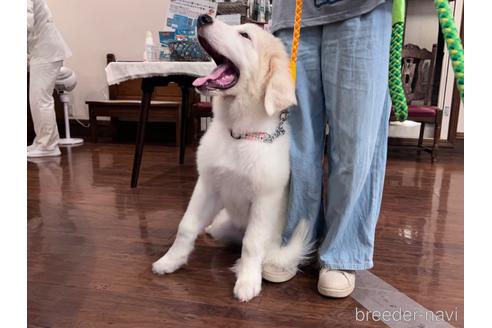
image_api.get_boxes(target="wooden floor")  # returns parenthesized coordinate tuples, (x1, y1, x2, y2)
(27, 144, 463, 327)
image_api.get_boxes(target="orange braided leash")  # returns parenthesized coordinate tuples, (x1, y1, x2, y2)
(290, 0, 303, 82)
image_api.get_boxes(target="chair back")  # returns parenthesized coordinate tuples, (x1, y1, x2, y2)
(401, 44, 437, 105)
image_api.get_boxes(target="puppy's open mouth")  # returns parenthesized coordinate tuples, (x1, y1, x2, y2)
(193, 36, 240, 90)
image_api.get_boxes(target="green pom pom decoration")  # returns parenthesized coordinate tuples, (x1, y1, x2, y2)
(389, 21, 408, 122)
(434, 0, 464, 101)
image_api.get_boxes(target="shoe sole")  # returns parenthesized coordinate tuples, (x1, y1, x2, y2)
(27, 151, 61, 158)
(262, 269, 296, 283)
(317, 284, 355, 298)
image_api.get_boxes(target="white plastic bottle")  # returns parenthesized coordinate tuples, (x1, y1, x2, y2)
(144, 31, 155, 62)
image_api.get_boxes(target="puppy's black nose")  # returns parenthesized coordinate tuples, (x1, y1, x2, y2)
(197, 14, 213, 28)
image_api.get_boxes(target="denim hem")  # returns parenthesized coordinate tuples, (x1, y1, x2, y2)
(319, 259, 374, 271)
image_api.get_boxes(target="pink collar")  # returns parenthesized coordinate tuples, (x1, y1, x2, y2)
(229, 111, 288, 144)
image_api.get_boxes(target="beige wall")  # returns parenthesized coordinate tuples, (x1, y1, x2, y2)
(47, 0, 171, 119)
(404, 0, 439, 50)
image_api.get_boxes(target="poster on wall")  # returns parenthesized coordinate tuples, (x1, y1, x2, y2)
(166, 0, 218, 38)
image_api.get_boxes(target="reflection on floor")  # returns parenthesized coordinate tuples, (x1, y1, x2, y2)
(27, 144, 463, 327)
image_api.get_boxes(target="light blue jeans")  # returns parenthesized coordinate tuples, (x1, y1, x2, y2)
(275, 2, 392, 270)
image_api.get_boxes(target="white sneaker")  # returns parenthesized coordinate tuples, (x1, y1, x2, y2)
(27, 147, 61, 158)
(262, 264, 297, 283)
(317, 269, 355, 298)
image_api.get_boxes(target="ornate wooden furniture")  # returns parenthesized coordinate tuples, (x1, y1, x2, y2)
(391, 43, 443, 162)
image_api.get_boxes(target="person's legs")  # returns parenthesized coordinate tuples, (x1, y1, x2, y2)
(319, 2, 392, 270)
(274, 26, 326, 244)
(29, 60, 62, 152)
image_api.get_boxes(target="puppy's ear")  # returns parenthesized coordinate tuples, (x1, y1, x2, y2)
(264, 52, 297, 116)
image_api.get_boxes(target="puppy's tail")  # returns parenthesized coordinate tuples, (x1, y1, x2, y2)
(264, 219, 315, 270)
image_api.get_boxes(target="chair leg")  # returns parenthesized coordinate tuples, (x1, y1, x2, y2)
(89, 109, 98, 143)
(431, 118, 442, 163)
(193, 115, 200, 147)
(417, 122, 425, 155)
(110, 117, 119, 143)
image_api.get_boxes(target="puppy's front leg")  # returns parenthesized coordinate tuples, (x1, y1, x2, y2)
(153, 177, 221, 275)
(233, 192, 281, 302)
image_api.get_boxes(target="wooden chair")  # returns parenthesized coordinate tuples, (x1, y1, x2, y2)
(391, 44, 443, 162)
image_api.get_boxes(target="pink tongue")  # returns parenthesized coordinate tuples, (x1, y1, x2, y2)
(193, 64, 233, 87)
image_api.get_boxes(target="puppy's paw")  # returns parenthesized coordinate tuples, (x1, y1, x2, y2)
(152, 254, 185, 275)
(233, 278, 262, 302)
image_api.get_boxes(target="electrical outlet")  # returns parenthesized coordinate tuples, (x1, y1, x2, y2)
(444, 105, 451, 116)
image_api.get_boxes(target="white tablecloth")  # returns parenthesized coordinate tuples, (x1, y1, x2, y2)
(105, 61, 216, 85)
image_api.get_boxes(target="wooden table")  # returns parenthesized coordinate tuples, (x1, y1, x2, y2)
(105, 61, 216, 188)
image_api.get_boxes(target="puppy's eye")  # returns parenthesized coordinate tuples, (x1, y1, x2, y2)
(240, 32, 250, 40)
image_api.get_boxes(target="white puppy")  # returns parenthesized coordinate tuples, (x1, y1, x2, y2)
(152, 15, 311, 302)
